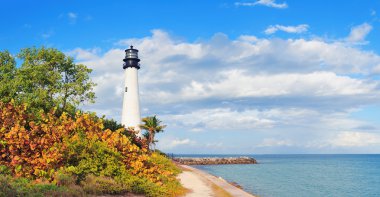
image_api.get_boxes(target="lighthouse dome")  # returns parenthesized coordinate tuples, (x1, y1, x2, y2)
(123, 45, 140, 69)
(126, 47, 138, 59)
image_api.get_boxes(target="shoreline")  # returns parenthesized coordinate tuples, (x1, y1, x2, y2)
(178, 164, 255, 197)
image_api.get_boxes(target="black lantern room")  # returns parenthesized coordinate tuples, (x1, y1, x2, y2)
(123, 46, 140, 69)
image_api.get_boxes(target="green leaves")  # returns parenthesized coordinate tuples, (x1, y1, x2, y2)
(140, 116, 166, 150)
(0, 47, 96, 115)
(0, 51, 17, 103)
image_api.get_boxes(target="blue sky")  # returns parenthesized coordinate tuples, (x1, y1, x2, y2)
(1, 0, 380, 154)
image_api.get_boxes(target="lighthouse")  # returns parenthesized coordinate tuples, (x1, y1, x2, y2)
(121, 46, 142, 134)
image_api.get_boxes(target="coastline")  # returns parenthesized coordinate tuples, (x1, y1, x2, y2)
(178, 164, 255, 197)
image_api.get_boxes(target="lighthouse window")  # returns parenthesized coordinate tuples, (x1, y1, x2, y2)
(125, 87, 128, 92)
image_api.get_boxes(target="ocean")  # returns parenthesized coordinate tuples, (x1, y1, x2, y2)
(175, 154, 380, 197)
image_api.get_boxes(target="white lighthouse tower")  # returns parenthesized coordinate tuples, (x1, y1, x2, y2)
(121, 46, 141, 134)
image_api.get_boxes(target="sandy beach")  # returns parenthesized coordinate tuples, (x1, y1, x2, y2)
(178, 165, 255, 197)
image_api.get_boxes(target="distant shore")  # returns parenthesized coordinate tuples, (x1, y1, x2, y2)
(174, 156, 257, 165)
(178, 164, 255, 197)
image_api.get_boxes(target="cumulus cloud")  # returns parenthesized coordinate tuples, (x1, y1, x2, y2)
(161, 107, 373, 136)
(157, 138, 194, 150)
(176, 71, 378, 102)
(68, 29, 380, 153)
(71, 30, 380, 109)
(67, 48, 101, 61)
(162, 108, 276, 131)
(235, 0, 288, 9)
(264, 24, 309, 34)
(329, 132, 380, 147)
(345, 23, 372, 44)
(373, 64, 380, 74)
(257, 138, 293, 147)
(70, 29, 380, 113)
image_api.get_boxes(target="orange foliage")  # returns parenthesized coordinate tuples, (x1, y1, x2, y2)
(0, 102, 70, 178)
(0, 102, 176, 185)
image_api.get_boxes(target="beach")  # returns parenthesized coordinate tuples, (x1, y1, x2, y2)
(178, 164, 255, 197)
(193, 154, 380, 197)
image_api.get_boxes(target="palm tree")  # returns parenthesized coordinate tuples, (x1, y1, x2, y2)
(140, 115, 166, 150)
(142, 132, 158, 150)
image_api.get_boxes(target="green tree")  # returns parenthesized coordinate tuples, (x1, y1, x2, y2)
(0, 47, 96, 115)
(102, 118, 124, 131)
(0, 51, 17, 103)
(140, 116, 166, 150)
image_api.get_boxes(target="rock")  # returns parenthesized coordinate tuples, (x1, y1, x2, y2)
(230, 181, 244, 189)
(173, 157, 257, 165)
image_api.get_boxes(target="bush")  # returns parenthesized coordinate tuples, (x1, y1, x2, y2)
(0, 102, 184, 196)
(0, 174, 84, 197)
(0, 175, 17, 197)
(0, 165, 10, 175)
(131, 178, 167, 197)
(81, 174, 125, 195)
(63, 136, 126, 183)
(54, 169, 76, 187)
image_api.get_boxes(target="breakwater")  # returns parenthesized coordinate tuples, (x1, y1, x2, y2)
(173, 157, 257, 165)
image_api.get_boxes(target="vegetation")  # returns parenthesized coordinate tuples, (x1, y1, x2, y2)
(0, 102, 184, 196)
(140, 116, 166, 150)
(0, 47, 184, 196)
(0, 47, 95, 115)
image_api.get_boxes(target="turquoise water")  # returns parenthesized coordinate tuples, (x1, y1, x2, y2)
(178, 154, 380, 197)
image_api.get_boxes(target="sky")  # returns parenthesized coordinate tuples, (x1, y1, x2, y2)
(1, 0, 380, 154)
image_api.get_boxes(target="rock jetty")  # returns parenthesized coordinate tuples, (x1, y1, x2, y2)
(173, 157, 257, 165)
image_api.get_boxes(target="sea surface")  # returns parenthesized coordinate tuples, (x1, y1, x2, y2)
(175, 154, 380, 197)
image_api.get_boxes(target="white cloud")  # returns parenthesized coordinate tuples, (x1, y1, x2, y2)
(373, 64, 380, 74)
(205, 142, 224, 148)
(163, 108, 276, 130)
(329, 132, 380, 147)
(70, 31, 380, 116)
(345, 23, 372, 44)
(235, 0, 288, 9)
(71, 48, 124, 74)
(175, 71, 378, 103)
(70, 30, 380, 119)
(68, 12, 77, 19)
(68, 30, 380, 153)
(67, 48, 101, 61)
(264, 24, 309, 34)
(162, 106, 374, 134)
(238, 35, 259, 42)
(257, 138, 293, 147)
(67, 12, 78, 24)
(157, 138, 194, 150)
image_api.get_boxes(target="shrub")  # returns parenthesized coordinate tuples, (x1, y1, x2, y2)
(54, 169, 76, 187)
(130, 178, 167, 197)
(0, 174, 85, 197)
(0, 102, 184, 196)
(0, 165, 10, 175)
(63, 136, 126, 183)
(81, 174, 125, 195)
(0, 175, 17, 197)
